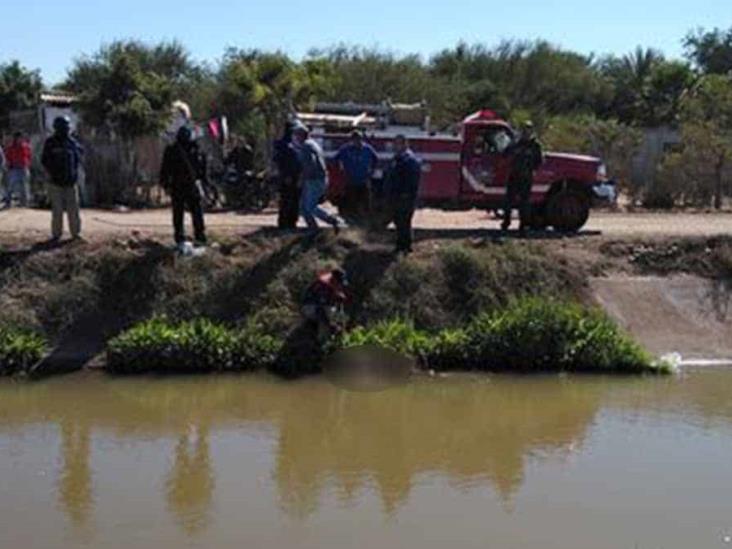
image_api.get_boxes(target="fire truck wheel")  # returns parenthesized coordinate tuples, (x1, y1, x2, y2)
(526, 207, 547, 230)
(546, 190, 590, 233)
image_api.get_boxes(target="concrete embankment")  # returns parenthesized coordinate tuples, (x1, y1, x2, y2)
(591, 275, 732, 362)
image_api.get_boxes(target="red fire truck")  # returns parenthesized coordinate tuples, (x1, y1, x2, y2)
(298, 103, 616, 232)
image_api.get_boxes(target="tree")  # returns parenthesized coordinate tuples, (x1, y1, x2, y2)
(0, 61, 43, 130)
(301, 45, 461, 124)
(643, 60, 696, 125)
(65, 41, 190, 204)
(600, 48, 695, 126)
(429, 40, 610, 124)
(542, 114, 642, 191)
(214, 49, 337, 157)
(684, 27, 732, 75)
(655, 74, 732, 209)
(66, 40, 189, 138)
(677, 74, 732, 209)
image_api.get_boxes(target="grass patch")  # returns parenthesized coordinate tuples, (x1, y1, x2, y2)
(0, 326, 47, 376)
(337, 298, 666, 375)
(106, 298, 664, 376)
(363, 241, 583, 329)
(457, 297, 662, 374)
(107, 317, 281, 375)
(339, 318, 432, 359)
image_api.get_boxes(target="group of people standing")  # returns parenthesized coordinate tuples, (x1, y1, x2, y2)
(4, 115, 540, 251)
(273, 122, 422, 254)
(273, 121, 340, 234)
(0, 117, 84, 242)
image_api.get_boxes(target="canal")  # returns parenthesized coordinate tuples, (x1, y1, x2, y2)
(0, 370, 730, 549)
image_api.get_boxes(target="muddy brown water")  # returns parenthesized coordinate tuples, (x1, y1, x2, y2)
(1, 370, 731, 549)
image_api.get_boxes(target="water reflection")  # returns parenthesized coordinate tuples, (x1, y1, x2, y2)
(57, 419, 93, 529)
(273, 379, 602, 516)
(0, 370, 730, 540)
(165, 423, 214, 535)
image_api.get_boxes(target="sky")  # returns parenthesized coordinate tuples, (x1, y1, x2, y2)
(1, 0, 729, 86)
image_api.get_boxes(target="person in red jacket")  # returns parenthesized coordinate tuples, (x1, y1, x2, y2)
(301, 268, 350, 339)
(3, 132, 32, 207)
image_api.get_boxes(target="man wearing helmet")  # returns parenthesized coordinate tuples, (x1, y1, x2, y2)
(159, 126, 208, 247)
(41, 116, 84, 241)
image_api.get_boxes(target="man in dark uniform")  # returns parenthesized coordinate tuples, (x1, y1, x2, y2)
(160, 126, 208, 246)
(385, 135, 421, 254)
(501, 121, 544, 234)
(273, 122, 302, 229)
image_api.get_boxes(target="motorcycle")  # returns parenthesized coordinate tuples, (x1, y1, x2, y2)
(209, 166, 274, 212)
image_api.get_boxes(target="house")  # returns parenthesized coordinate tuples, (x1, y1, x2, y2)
(631, 126, 682, 191)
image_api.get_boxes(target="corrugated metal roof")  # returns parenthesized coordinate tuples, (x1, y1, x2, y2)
(40, 91, 78, 105)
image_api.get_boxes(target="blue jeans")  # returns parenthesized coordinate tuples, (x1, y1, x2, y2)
(300, 178, 336, 232)
(5, 168, 30, 207)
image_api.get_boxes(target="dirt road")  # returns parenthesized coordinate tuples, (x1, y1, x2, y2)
(0, 207, 731, 242)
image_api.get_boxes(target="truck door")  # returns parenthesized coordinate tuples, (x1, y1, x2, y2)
(461, 126, 513, 199)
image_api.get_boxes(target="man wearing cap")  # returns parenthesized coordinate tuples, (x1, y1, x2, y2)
(41, 116, 84, 241)
(292, 122, 340, 235)
(501, 121, 543, 234)
(160, 126, 208, 247)
(335, 130, 378, 222)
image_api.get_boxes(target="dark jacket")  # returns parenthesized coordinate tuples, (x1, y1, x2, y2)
(303, 271, 349, 308)
(273, 135, 301, 179)
(385, 149, 421, 202)
(506, 137, 543, 182)
(160, 141, 207, 193)
(41, 134, 83, 187)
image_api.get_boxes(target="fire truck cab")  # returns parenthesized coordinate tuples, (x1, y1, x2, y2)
(300, 103, 615, 232)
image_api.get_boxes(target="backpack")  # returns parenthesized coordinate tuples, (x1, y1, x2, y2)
(43, 136, 82, 186)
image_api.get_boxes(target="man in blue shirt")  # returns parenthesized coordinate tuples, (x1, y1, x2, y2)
(335, 130, 378, 222)
(385, 135, 421, 254)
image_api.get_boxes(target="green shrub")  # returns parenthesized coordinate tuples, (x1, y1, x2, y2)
(107, 317, 282, 374)
(234, 321, 284, 372)
(106, 298, 664, 377)
(461, 298, 662, 374)
(339, 319, 431, 359)
(338, 298, 665, 375)
(0, 326, 47, 376)
(423, 328, 472, 371)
